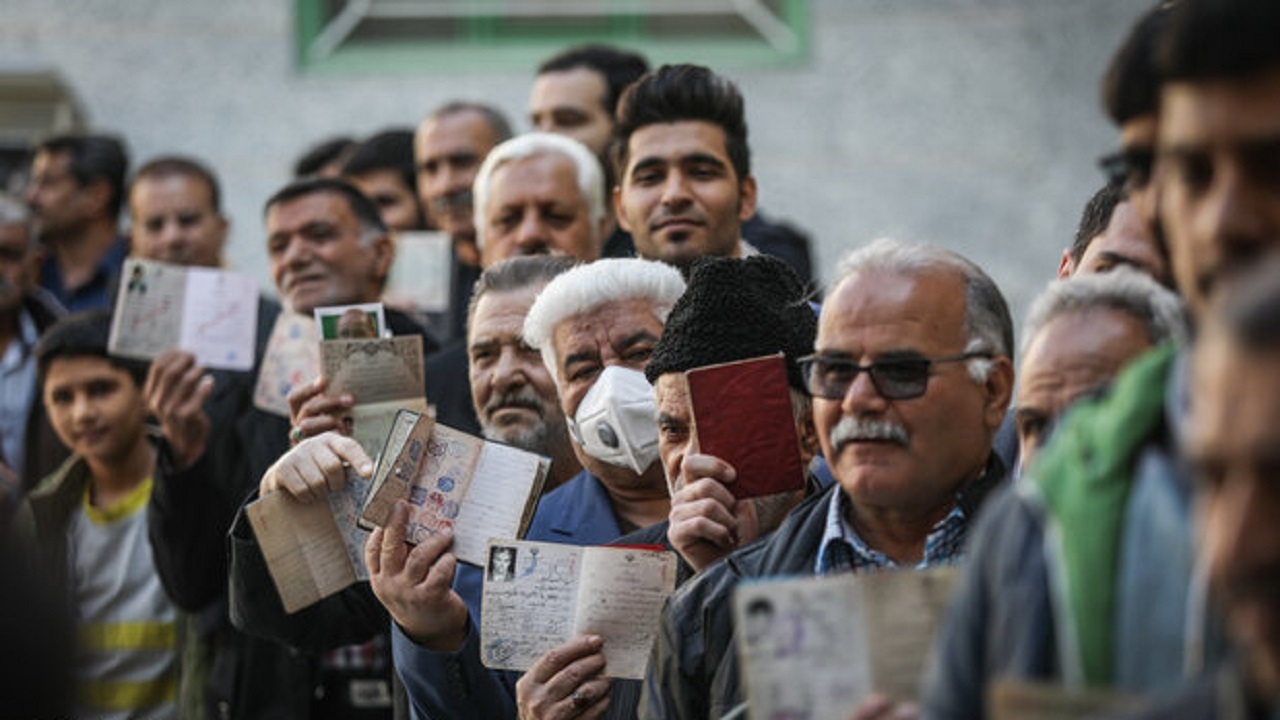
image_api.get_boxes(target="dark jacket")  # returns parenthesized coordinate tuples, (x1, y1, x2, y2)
(640, 457, 1005, 720)
(19, 287, 69, 490)
(148, 306, 432, 719)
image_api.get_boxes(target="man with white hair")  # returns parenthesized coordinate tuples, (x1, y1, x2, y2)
(366, 257, 685, 719)
(473, 132, 610, 267)
(640, 238, 1016, 720)
(1015, 269, 1185, 470)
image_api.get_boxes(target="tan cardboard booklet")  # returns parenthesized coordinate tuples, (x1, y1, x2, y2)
(358, 410, 550, 567)
(247, 410, 549, 613)
(733, 566, 959, 720)
(480, 539, 677, 680)
(987, 680, 1143, 720)
(109, 257, 259, 371)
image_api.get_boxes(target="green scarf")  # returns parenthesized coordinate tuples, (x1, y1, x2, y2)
(1030, 343, 1178, 685)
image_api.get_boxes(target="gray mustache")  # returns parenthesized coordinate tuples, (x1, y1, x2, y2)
(430, 189, 473, 212)
(485, 386, 546, 418)
(830, 416, 909, 449)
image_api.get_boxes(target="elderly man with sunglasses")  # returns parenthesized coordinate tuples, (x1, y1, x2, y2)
(640, 237, 1015, 720)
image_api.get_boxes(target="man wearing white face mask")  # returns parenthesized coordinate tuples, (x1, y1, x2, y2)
(367, 257, 685, 720)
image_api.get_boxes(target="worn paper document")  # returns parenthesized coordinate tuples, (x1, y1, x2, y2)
(480, 540, 677, 680)
(734, 566, 959, 719)
(987, 681, 1143, 720)
(359, 411, 550, 566)
(383, 231, 452, 314)
(245, 467, 373, 613)
(109, 258, 259, 371)
(253, 312, 321, 416)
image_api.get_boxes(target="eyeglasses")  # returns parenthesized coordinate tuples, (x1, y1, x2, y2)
(1098, 148, 1154, 190)
(798, 352, 991, 401)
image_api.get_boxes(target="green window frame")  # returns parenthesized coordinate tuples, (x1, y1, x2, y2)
(296, 0, 810, 73)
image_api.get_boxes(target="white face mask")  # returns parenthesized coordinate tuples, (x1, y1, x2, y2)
(567, 365, 659, 475)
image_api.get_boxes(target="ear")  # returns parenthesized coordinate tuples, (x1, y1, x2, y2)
(370, 232, 395, 286)
(737, 175, 759, 223)
(982, 355, 1016, 432)
(795, 407, 820, 467)
(1057, 250, 1074, 279)
(612, 185, 631, 233)
(83, 179, 113, 217)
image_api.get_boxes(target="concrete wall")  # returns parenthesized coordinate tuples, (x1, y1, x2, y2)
(2, 0, 1152, 335)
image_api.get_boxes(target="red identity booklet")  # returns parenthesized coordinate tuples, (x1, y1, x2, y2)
(685, 353, 806, 499)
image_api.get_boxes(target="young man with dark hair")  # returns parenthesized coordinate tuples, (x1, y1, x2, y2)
(1058, 182, 1169, 284)
(341, 129, 427, 233)
(611, 64, 758, 271)
(15, 309, 178, 719)
(611, 64, 815, 285)
(25, 133, 130, 311)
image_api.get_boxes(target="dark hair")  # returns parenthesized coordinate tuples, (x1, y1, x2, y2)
(429, 102, 514, 145)
(466, 255, 579, 330)
(34, 134, 129, 219)
(1158, 0, 1280, 82)
(1102, 3, 1174, 125)
(35, 309, 148, 390)
(1070, 182, 1126, 262)
(341, 129, 418, 194)
(131, 155, 223, 213)
(613, 64, 751, 182)
(262, 176, 388, 237)
(293, 136, 356, 178)
(538, 44, 651, 116)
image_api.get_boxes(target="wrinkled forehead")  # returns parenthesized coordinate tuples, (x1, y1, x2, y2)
(816, 268, 967, 352)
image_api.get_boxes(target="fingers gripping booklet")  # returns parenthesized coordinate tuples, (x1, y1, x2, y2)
(479, 540, 677, 680)
(247, 410, 549, 613)
(358, 410, 550, 567)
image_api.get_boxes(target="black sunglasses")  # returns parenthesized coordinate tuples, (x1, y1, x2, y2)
(1098, 148, 1155, 190)
(798, 352, 991, 401)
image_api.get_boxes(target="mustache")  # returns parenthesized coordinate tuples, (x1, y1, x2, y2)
(429, 189, 473, 213)
(484, 386, 547, 418)
(829, 416, 909, 450)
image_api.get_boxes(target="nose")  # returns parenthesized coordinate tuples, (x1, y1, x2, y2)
(491, 346, 528, 394)
(159, 218, 186, 249)
(840, 367, 889, 416)
(513, 212, 548, 254)
(660, 171, 692, 208)
(71, 392, 97, 426)
(279, 236, 311, 269)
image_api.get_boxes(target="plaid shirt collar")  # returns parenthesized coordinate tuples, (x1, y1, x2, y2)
(814, 461, 999, 575)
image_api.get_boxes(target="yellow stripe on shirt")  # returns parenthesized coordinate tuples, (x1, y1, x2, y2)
(79, 620, 176, 651)
(79, 673, 177, 711)
(83, 476, 154, 525)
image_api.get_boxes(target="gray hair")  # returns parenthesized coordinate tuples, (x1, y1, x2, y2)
(834, 237, 1014, 382)
(465, 254, 580, 333)
(0, 193, 37, 248)
(523, 257, 686, 384)
(472, 133, 607, 251)
(1021, 267, 1187, 357)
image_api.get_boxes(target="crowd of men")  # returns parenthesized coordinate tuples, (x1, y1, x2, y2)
(2, 1, 1279, 718)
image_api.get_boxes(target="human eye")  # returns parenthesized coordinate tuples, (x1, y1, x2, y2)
(87, 379, 119, 398)
(658, 419, 688, 442)
(1171, 152, 1213, 194)
(554, 109, 588, 129)
(178, 212, 202, 228)
(48, 388, 72, 406)
(144, 217, 165, 234)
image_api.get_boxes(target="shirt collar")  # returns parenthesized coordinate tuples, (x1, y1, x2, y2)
(813, 463, 996, 575)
